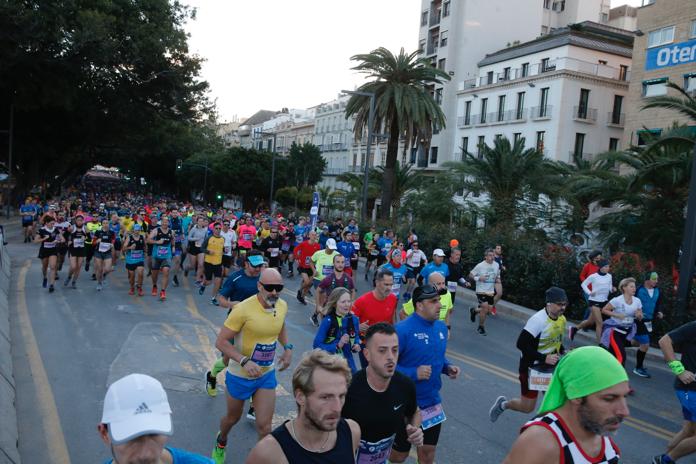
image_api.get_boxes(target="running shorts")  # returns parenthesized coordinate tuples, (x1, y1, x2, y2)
(126, 262, 144, 271)
(68, 247, 86, 258)
(225, 370, 277, 401)
(298, 267, 313, 277)
(221, 255, 233, 268)
(187, 243, 201, 255)
(676, 389, 696, 422)
(476, 293, 494, 306)
(38, 247, 58, 259)
(393, 422, 441, 452)
(151, 257, 171, 270)
(518, 368, 539, 400)
(204, 262, 222, 280)
(94, 250, 112, 260)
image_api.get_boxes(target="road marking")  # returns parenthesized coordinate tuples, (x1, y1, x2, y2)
(446, 348, 675, 441)
(16, 260, 72, 463)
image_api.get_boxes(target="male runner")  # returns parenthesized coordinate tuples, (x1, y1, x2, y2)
(342, 323, 423, 464)
(404, 241, 427, 300)
(65, 214, 88, 288)
(199, 222, 225, 306)
(381, 250, 409, 300)
(336, 231, 357, 277)
(293, 230, 320, 305)
(20, 197, 37, 243)
(148, 216, 174, 301)
(395, 285, 460, 464)
(316, 254, 355, 315)
(634, 271, 662, 378)
(169, 208, 185, 287)
(490, 287, 568, 422)
(93, 218, 116, 291)
(419, 249, 449, 285)
(654, 321, 696, 463)
(211, 268, 293, 464)
(220, 219, 237, 277)
(469, 248, 500, 336)
(376, 230, 394, 267)
(445, 247, 468, 304)
(502, 346, 628, 464)
(400, 272, 454, 333)
(309, 238, 339, 326)
(122, 223, 146, 296)
(260, 227, 282, 269)
(245, 350, 360, 463)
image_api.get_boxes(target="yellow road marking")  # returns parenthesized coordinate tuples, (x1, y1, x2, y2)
(16, 260, 72, 463)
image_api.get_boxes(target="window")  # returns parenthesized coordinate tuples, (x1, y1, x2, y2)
(503, 67, 511, 81)
(541, 58, 551, 72)
(574, 133, 586, 157)
(692, 20, 696, 38)
(539, 87, 549, 116)
(421, 11, 428, 26)
(521, 62, 530, 77)
(464, 101, 472, 125)
(647, 26, 675, 48)
(685, 73, 696, 92)
(577, 88, 590, 119)
(430, 146, 439, 164)
(440, 30, 448, 47)
(516, 91, 525, 119)
(433, 122, 440, 134)
(513, 132, 522, 144)
(611, 95, 623, 124)
(541, 25, 549, 35)
(438, 58, 446, 70)
(609, 138, 620, 151)
(637, 129, 662, 146)
(536, 131, 545, 152)
(601, 12, 608, 23)
(443, 1, 450, 17)
(477, 136, 485, 159)
(544, 0, 551, 8)
(619, 65, 629, 81)
(410, 147, 417, 164)
(480, 98, 488, 123)
(487, 71, 494, 85)
(461, 137, 469, 160)
(435, 88, 443, 104)
(418, 39, 426, 53)
(497, 95, 506, 121)
(643, 78, 668, 97)
(495, 134, 503, 141)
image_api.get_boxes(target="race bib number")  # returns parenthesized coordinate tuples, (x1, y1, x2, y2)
(223, 246, 231, 255)
(352, 242, 360, 250)
(322, 265, 334, 277)
(72, 238, 84, 248)
(250, 343, 276, 367)
(645, 321, 653, 333)
(156, 246, 170, 258)
(98, 242, 111, 252)
(528, 368, 554, 392)
(281, 243, 291, 252)
(129, 250, 144, 260)
(370, 249, 379, 256)
(269, 248, 279, 257)
(44, 241, 56, 249)
(243, 233, 252, 241)
(622, 316, 634, 325)
(296, 236, 304, 243)
(421, 403, 446, 430)
(174, 235, 182, 243)
(447, 281, 457, 293)
(391, 282, 401, 294)
(356, 435, 395, 464)
(195, 240, 202, 248)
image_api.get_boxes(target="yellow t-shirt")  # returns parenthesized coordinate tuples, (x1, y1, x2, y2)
(402, 292, 453, 321)
(311, 250, 338, 281)
(223, 295, 288, 378)
(121, 217, 134, 232)
(203, 235, 225, 265)
(257, 228, 271, 240)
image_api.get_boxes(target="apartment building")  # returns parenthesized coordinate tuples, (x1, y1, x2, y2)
(455, 22, 633, 165)
(623, 0, 696, 147)
(416, 0, 639, 168)
(239, 108, 315, 151)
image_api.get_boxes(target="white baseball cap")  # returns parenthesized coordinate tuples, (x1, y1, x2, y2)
(433, 248, 446, 257)
(326, 238, 338, 250)
(101, 374, 173, 445)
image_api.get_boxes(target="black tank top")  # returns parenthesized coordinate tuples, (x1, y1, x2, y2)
(271, 419, 355, 464)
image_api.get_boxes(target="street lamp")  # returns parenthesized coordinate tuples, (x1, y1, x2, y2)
(0, 104, 14, 219)
(255, 130, 278, 215)
(342, 90, 375, 223)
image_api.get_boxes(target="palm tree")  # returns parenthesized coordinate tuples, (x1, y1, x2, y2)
(444, 136, 558, 227)
(371, 162, 423, 223)
(336, 171, 380, 216)
(345, 47, 450, 220)
(642, 81, 696, 122)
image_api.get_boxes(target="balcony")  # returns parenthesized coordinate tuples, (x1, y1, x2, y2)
(573, 106, 598, 123)
(569, 151, 594, 162)
(324, 166, 364, 176)
(429, 8, 441, 27)
(457, 116, 473, 128)
(607, 112, 625, 128)
(321, 143, 348, 152)
(529, 105, 553, 120)
(426, 41, 439, 56)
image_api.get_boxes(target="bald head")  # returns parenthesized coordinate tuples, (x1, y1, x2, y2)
(428, 272, 446, 293)
(259, 268, 283, 285)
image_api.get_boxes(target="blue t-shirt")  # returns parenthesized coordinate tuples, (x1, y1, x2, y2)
(319, 233, 330, 249)
(104, 446, 213, 464)
(336, 240, 355, 261)
(419, 262, 450, 282)
(377, 237, 393, 256)
(219, 269, 259, 301)
(20, 205, 36, 222)
(294, 225, 309, 245)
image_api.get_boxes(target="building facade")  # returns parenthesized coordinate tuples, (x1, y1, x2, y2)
(623, 0, 696, 147)
(455, 22, 633, 165)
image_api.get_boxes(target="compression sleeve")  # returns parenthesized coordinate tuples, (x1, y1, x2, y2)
(517, 330, 546, 364)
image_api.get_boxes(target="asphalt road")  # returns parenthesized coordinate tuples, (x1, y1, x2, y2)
(5, 221, 694, 464)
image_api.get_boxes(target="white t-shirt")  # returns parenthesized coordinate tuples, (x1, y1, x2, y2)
(470, 260, 500, 295)
(608, 295, 642, 326)
(221, 230, 237, 256)
(406, 249, 427, 268)
(581, 273, 613, 302)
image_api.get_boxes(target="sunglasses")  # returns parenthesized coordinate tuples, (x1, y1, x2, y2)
(214, 227, 221, 230)
(261, 283, 284, 293)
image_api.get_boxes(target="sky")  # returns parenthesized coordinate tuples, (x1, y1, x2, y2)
(183, 0, 644, 123)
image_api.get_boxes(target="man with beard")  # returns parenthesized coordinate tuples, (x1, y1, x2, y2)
(502, 346, 629, 464)
(211, 268, 293, 464)
(244, 350, 360, 463)
(342, 323, 423, 464)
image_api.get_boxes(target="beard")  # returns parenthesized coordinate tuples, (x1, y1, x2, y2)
(578, 401, 623, 436)
(304, 403, 339, 432)
(264, 295, 279, 307)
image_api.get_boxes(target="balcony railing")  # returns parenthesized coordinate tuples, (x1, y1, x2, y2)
(607, 112, 625, 127)
(573, 106, 598, 123)
(569, 151, 594, 162)
(321, 143, 348, 152)
(457, 116, 473, 128)
(324, 166, 364, 176)
(529, 105, 553, 120)
(429, 9, 441, 26)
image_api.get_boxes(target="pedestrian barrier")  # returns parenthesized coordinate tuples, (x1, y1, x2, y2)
(0, 228, 20, 464)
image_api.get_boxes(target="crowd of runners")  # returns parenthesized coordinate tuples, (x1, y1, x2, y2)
(16, 191, 696, 463)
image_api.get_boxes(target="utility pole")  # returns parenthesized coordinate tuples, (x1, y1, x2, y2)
(342, 90, 375, 223)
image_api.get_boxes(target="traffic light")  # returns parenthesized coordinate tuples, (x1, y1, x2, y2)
(216, 194, 222, 200)
(176, 159, 182, 170)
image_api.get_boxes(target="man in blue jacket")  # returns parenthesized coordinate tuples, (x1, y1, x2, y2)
(634, 271, 663, 378)
(395, 285, 460, 464)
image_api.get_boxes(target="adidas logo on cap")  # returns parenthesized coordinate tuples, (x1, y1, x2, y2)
(134, 402, 152, 415)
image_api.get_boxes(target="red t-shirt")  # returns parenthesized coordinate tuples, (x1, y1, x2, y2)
(294, 241, 321, 268)
(352, 291, 397, 334)
(580, 262, 599, 290)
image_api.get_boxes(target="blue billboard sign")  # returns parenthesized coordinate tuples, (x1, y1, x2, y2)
(309, 192, 319, 230)
(645, 39, 696, 71)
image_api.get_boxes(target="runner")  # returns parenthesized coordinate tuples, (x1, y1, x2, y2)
(220, 219, 237, 278)
(445, 248, 468, 305)
(309, 238, 339, 326)
(502, 346, 628, 464)
(20, 197, 37, 243)
(169, 208, 185, 287)
(336, 231, 357, 277)
(404, 241, 427, 300)
(468, 248, 501, 336)
(36, 215, 64, 293)
(294, 230, 320, 306)
(65, 214, 88, 289)
(634, 271, 663, 378)
(349, 232, 361, 277)
(85, 215, 101, 275)
(313, 287, 361, 373)
(211, 268, 293, 464)
(571, 259, 614, 343)
(187, 215, 208, 281)
(600, 277, 643, 367)
(260, 227, 282, 269)
(364, 233, 381, 281)
(654, 321, 696, 464)
(244, 350, 360, 463)
(341, 322, 423, 464)
(316, 254, 355, 317)
(395, 284, 460, 464)
(109, 213, 123, 265)
(399, 272, 454, 334)
(199, 222, 225, 306)
(54, 213, 71, 277)
(148, 216, 174, 301)
(381, 249, 409, 301)
(93, 219, 116, 291)
(279, 222, 294, 275)
(352, 268, 398, 368)
(122, 223, 146, 296)
(489, 286, 568, 422)
(419, 249, 449, 285)
(492, 243, 507, 314)
(376, 230, 394, 268)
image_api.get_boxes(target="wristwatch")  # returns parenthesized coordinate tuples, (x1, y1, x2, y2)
(283, 343, 294, 350)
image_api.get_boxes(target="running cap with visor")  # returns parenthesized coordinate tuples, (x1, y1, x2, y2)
(432, 248, 446, 257)
(247, 254, 265, 267)
(326, 238, 338, 250)
(412, 284, 440, 303)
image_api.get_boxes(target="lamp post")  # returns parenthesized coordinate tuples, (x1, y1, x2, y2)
(177, 154, 210, 204)
(256, 130, 278, 214)
(342, 90, 375, 223)
(0, 104, 14, 219)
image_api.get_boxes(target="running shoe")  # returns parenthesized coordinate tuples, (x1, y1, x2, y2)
(48, 285, 55, 293)
(246, 406, 256, 421)
(211, 433, 226, 464)
(42, 277, 47, 288)
(310, 313, 319, 327)
(489, 396, 507, 423)
(491, 306, 497, 316)
(96, 283, 102, 291)
(211, 297, 219, 306)
(287, 271, 294, 278)
(137, 286, 144, 297)
(146, 270, 151, 277)
(477, 326, 487, 336)
(172, 275, 179, 287)
(296, 290, 306, 305)
(568, 326, 578, 342)
(151, 285, 158, 296)
(184, 269, 189, 277)
(71, 280, 76, 289)
(159, 290, 166, 301)
(205, 370, 217, 397)
(63, 277, 70, 286)
(652, 455, 670, 464)
(91, 274, 97, 280)
(128, 287, 135, 295)
(633, 367, 651, 378)
(199, 285, 205, 295)
(307, 289, 313, 297)
(85, 262, 90, 272)
(470, 307, 476, 323)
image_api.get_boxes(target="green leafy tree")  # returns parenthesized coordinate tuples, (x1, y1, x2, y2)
(371, 162, 423, 223)
(283, 142, 327, 189)
(345, 47, 450, 220)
